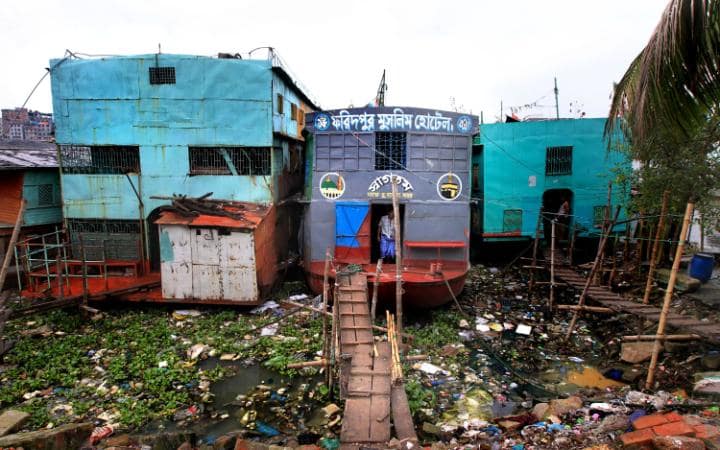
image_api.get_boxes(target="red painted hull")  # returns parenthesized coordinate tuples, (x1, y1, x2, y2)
(305, 260, 467, 309)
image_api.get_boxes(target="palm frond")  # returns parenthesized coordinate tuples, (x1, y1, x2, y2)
(607, 0, 720, 144)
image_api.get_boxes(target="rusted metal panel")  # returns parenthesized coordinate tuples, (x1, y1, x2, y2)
(0, 172, 23, 227)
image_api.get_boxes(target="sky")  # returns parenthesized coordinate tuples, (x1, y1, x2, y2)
(1, 0, 669, 121)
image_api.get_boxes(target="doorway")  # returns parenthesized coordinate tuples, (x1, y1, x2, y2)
(370, 203, 405, 264)
(542, 189, 573, 243)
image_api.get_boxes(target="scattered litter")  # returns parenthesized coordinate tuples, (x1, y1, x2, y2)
(172, 310, 202, 320)
(515, 324, 532, 335)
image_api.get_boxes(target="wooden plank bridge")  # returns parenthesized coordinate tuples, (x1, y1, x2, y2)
(334, 270, 416, 449)
(553, 265, 720, 343)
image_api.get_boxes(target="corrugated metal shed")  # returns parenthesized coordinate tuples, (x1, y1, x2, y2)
(0, 140, 57, 170)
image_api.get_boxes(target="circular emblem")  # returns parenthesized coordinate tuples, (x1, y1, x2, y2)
(456, 115, 472, 133)
(437, 172, 462, 201)
(314, 113, 330, 131)
(319, 172, 345, 200)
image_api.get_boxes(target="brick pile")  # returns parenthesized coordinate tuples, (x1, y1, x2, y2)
(620, 412, 720, 449)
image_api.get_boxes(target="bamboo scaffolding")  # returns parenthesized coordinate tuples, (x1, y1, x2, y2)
(387, 311, 403, 383)
(565, 205, 621, 340)
(646, 202, 694, 389)
(642, 190, 670, 304)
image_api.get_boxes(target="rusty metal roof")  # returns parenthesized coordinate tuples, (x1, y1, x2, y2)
(0, 140, 57, 170)
(155, 202, 271, 230)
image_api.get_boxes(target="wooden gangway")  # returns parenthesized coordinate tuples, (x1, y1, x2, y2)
(554, 265, 720, 344)
(334, 270, 417, 449)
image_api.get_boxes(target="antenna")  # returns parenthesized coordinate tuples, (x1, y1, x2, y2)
(376, 70, 387, 106)
(554, 77, 559, 119)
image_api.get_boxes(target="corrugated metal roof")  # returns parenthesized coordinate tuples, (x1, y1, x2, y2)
(155, 202, 270, 230)
(0, 140, 57, 170)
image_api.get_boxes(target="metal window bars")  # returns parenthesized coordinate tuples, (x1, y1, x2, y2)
(149, 67, 176, 85)
(374, 132, 407, 171)
(60, 145, 140, 174)
(188, 147, 271, 176)
(545, 146, 573, 176)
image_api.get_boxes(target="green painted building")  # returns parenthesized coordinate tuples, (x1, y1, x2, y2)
(472, 118, 630, 242)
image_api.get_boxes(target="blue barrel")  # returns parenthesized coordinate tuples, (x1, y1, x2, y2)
(689, 253, 715, 283)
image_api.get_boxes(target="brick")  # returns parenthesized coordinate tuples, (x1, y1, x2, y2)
(620, 429, 656, 447)
(633, 414, 669, 430)
(694, 424, 720, 439)
(664, 412, 685, 423)
(653, 421, 697, 437)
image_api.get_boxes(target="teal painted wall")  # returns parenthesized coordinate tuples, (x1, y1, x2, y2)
(50, 54, 312, 221)
(22, 170, 62, 226)
(476, 118, 630, 239)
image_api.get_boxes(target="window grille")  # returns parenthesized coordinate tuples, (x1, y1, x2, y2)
(374, 132, 407, 170)
(593, 205, 608, 227)
(67, 219, 142, 261)
(545, 146, 573, 175)
(60, 145, 140, 174)
(188, 147, 271, 176)
(149, 67, 176, 84)
(37, 184, 54, 206)
(503, 209, 523, 232)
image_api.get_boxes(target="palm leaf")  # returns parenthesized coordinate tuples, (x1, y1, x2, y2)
(607, 0, 720, 144)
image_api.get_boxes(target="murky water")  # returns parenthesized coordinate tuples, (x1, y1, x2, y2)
(143, 358, 323, 443)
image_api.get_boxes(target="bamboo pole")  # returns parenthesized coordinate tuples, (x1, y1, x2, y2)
(636, 210, 645, 275)
(322, 248, 331, 366)
(528, 207, 543, 292)
(0, 200, 25, 292)
(568, 222, 577, 266)
(642, 190, 670, 304)
(443, 276, 468, 318)
(287, 359, 328, 369)
(565, 205, 621, 340)
(594, 183, 613, 285)
(370, 258, 383, 320)
(391, 177, 403, 343)
(549, 219, 556, 309)
(556, 305, 613, 313)
(624, 334, 700, 342)
(646, 202, 694, 390)
(56, 253, 64, 303)
(80, 235, 89, 311)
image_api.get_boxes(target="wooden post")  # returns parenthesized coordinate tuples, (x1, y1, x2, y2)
(636, 210, 645, 275)
(549, 219, 556, 309)
(594, 182, 613, 285)
(322, 248, 331, 370)
(56, 253, 64, 302)
(568, 222, 577, 266)
(646, 223, 656, 262)
(646, 202, 694, 389)
(608, 234, 619, 287)
(391, 176, 403, 342)
(565, 205, 621, 340)
(370, 258, 383, 320)
(642, 190, 670, 304)
(528, 207, 543, 292)
(0, 201, 25, 292)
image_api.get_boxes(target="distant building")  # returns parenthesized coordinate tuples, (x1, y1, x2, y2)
(472, 118, 631, 242)
(45, 52, 318, 304)
(1, 108, 54, 142)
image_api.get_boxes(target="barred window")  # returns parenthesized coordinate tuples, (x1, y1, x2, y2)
(189, 147, 271, 176)
(149, 67, 176, 85)
(545, 146, 573, 176)
(503, 209, 523, 233)
(374, 132, 407, 170)
(37, 184, 54, 206)
(60, 145, 140, 174)
(67, 219, 142, 261)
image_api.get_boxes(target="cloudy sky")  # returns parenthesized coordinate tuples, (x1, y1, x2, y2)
(1, 0, 668, 121)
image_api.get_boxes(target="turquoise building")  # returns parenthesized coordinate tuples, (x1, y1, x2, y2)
(50, 52, 317, 273)
(473, 118, 630, 242)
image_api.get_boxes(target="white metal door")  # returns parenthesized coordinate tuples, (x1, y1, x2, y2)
(192, 228, 220, 265)
(218, 232, 258, 302)
(161, 262, 193, 299)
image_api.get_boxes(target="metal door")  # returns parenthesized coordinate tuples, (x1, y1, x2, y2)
(335, 202, 371, 264)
